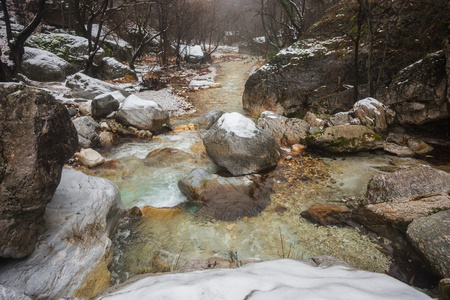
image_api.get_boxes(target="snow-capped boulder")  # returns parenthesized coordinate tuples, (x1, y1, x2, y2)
(21, 47, 72, 81)
(356, 165, 450, 228)
(180, 45, 205, 63)
(0, 169, 123, 299)
(25, 33, 105, 68)
(97, 259, 431, 300)
(98, 57, 137, 80)
(305, 125, 383, 153)
(203, 112, 281, 176)
(73, 116, 100, 148)
(66, 72, 123, 99)
(115, 95, 171, 134)
(407, 210, 450, 279)
(353, 97, 388, 133)
(178, 168, 271, 221)
(257, 111, 310, 146)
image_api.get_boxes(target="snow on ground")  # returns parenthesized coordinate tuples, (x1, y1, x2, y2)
(137, 87, 195, 117)
(217, 112, 258, 138)
(98, 259, 431, 300)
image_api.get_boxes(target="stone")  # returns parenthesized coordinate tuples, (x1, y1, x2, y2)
(203, 112, 281, 176)
(178, 168, 271, 221)
(353, 97, 388, 133)
(144, 148, 194, 167)
(0, 86, 78, 258)
(329, 111, 357, 126)
(115, 95, 171, 134)
(98, 57, 137, 80)
(66, 72, 123, 99)
(26, 33, 105, 68)
(383, 142, 415, 157)
(0, 169, 123, 299)
(256, 111, 310, 146)
(78, 148, 106, 168)
(194, 110, 225, 130)
(305, 125, 383, 153)
(21, 47, 72, 81)
(407, 210, 450, 278)
(357, 165, 450, 228)
(99, 131, 115, 147)
(303, 111, 324, 128)
(291, 144, 307, 153)
(0, 285, 33, 300)
(72, 116, 100, 148)
(440, 278, 450, 300)
(92, 93, 120, 118)
(384, 51, 448, 125)
(173, 125, 190, 133)
(78, 102, 92, 116)
(301, 204, 352, 226)
(407, 138, 433, 155)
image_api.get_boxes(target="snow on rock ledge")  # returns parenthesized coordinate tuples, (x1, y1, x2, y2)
(97, 259, 431, 300)
(0, 169, 124, 299)
(203, 112, 281, 176)
(116, 94, 171, 134)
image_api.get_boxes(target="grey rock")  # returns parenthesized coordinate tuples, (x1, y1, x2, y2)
(383, 142, 414, 157)
(385, 51, 448, 125)
(178, 168, 271, 221)
(115, 95, 170, 134)
(0, 169, 123, 299)
(22, 47, 72, 81)
(303, 111, 324, 127)
(98, 57, 137, 80)
(194, 110, 225, 130)
(0, 285, 33, 300)
(0, 86, 78, 258)
(407, 138, 433, 155)
(66, 72, 122, 99)
(407, 210, 450, 278)
(305, 125, 383, 153)
(257, 111, 310, 146)
(92, 93, 120, 118)
(357, 165, 450, 227)
(73, 116, 100, 148)
(353, 97, 388, 133)
(203, 112, 281, 176)
(329, 111, 355, 126)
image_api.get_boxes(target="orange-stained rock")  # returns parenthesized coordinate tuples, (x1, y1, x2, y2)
(291, 144, 307, 153)
(190, 141, 207, 156)
(301, 204, 351, 226)
(173, 125, 190, 133)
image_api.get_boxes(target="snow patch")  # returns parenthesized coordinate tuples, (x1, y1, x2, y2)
(217, 112, 258, 138)
(98, 259, 431, 300)
(121, 94, 159, 110)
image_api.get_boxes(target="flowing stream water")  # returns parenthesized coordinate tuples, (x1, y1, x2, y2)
(80, 53, 440, 286)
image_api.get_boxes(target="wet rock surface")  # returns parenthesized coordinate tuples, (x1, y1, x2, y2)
(73, 116, 100, 148)
(178, 168, 271, 221)
(203, 112, 281, 176)
(0, 86, 78, 258)
(301, 204, 352, 226)
(257, 111, 310, 146)
(407, 210, 450, 279)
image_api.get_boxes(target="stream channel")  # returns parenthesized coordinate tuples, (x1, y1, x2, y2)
(81, 53, 443, 287)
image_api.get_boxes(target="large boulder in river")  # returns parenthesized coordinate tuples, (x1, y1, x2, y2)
(21, 47, 72, 81)
(203, 112, 281, 176)
(66, 72, 124, 99)
(116, 95, 171, 134)
(73, 116, 100, 148)
(256, 111, 310, 146)
(407, 210, 450, 279)
(242, 37, 354, 116)
(382, 50, 448, 125)
(0, 169, 124, 299)
(178, 168, 271, 221)
(0, 86, 78, 258)
(356, 165, 450, 229)
(305, 125, 383, 153)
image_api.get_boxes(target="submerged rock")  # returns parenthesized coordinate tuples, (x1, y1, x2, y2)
(203, 112, 281, 176)
(72, 116, 100, 148)
(0, 169, 123, 299)
(305, 125, 382, 153)
(178, 168, 271, 221)
(407, 210, 450, 279)
(116, 95, 171, 134)
(301, 204, 352, 226)
(144, 148, 194, 167)
(256, 111, 310, 146)
(0, 86, 78, 258)
(357, 165, 450, 228)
